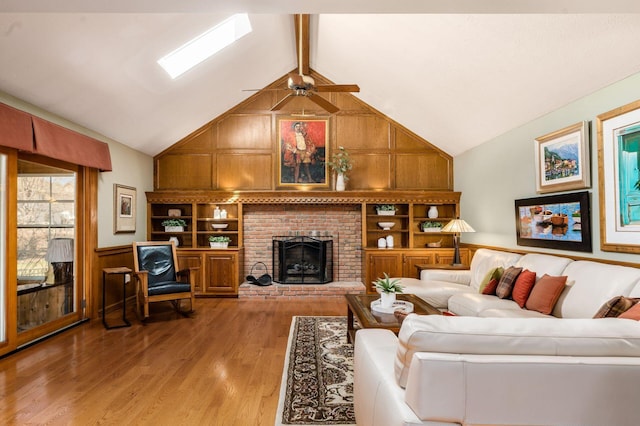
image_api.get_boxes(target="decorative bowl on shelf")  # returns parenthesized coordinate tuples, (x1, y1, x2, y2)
(377, 222, 395, 230)
(211, 223, 228, 230)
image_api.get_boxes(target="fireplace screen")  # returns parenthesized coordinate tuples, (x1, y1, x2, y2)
(272, 236, 333, 284)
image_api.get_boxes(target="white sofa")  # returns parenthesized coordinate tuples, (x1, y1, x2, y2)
(354, 248, 640, 425)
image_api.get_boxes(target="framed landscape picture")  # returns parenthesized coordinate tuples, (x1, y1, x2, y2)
(534, 121, 590, 193)
(277, 117, 329, 188)
(597, 99, 640, 254)
(515, 191, 592, 252)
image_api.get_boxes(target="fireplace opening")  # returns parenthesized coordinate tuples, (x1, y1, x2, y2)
(272, 236, 333, 284)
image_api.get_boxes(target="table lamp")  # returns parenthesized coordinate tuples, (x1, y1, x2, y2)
(441, 218, 475, 266)
(45, 238, 74, 284)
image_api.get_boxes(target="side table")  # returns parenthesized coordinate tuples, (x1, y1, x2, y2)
(102, 267, 132, 329)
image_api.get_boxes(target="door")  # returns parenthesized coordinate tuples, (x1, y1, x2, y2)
(204, 252, 237, 295)
(16, 158, 83, 345)
(365, 252, 402, 293)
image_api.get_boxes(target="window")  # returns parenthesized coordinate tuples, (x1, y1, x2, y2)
(17, 161, 75, 280)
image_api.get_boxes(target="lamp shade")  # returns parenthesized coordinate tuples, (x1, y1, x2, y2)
(441, 219, 475, 233)
(46, 238, 74, 262)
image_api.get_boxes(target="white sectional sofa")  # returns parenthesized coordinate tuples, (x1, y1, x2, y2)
(354, 248, 640, 426)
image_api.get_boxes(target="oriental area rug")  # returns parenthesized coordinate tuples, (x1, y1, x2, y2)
(275, 316, 356, 426)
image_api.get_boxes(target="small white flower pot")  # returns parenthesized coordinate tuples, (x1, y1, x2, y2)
(165, 226, 184, 232)
(380, 292, 396, 308)
(209, 242, 229, 249)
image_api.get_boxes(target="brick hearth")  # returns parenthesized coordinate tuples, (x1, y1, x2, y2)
(239, 281, 365, 299)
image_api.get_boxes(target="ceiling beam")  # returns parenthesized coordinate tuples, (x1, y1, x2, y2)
(294, 14, 310, 75)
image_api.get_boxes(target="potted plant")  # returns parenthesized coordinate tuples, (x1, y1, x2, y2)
(162, 218, 187, 232)
(374, 273, 404, 308)
(327, 146, 352, 191)
(209, 235, 231, 248)
(376, 204, 397, 216)
(421, 221, 443, 232)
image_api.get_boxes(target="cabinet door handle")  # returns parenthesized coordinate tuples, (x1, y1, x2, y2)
(435, 254, 440, 262)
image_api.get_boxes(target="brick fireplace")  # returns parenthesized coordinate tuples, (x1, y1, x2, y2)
(240, 204, 365, 298)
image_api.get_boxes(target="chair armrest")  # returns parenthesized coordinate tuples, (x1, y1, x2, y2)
(177, 268, 198, 293)
(132, 270, 149, 293)
(420, 269, 471, 285)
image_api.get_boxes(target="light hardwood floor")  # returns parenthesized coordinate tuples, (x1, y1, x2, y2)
(0, 297, 347, 425)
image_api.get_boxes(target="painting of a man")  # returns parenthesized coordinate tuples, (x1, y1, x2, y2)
(278, 118, 327, 186)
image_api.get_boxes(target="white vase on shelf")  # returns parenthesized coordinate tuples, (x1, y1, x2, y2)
(428, 206, 439, 218)
(336, 173, 346, 191)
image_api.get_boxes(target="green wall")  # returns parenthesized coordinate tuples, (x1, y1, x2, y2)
(455, 72, 640, 263)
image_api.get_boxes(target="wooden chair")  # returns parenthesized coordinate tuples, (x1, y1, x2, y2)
(132, 241, 196, 320)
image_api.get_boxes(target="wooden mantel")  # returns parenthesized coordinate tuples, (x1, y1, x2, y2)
(145, 190, 461, 205)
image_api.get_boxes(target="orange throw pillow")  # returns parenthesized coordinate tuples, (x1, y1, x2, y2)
(512, 269, 537, 308)
(481, 278, 499, 295)
(525, 274, 567, 315)
(618, 303, 640, 320)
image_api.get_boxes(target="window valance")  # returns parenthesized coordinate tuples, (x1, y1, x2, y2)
(0, 102, 112, 171)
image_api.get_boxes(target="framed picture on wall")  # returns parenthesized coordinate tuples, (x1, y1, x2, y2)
(534, 121, 590, 193)
(514, 191, 592, 252)
(114, 184, 136, 233)
(277, 117, 329, 188)
(597, 99, 640, 254)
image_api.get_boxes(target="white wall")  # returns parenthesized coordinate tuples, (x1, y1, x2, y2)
(0, 91, 153, 248)
(455, 72, 640, 263)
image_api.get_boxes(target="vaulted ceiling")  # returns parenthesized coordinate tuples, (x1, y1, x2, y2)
(1, 1, 640, 157)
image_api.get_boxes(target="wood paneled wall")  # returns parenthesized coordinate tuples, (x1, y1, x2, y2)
(154, 70, 453, 191)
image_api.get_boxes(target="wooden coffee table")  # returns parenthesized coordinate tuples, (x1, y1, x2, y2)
(345, 293, 441, 343)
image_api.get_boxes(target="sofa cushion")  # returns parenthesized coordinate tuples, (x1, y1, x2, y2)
(553, 261, 640, 318)
(399, 278, 474, 309)
(394, 315, 640, 388)
(515, 253, 573, 278)
(448, 292, 521, 316)
(481, 278, 499, 295)
(526, 274, 567, 314)
(496, 266, 523, 299)
(478, 308, 551, 318)
(468, 249, 522, 291)
(619, 303, 640, 320)
(593, 296, 639, 318)
(512, 269, 537, 308)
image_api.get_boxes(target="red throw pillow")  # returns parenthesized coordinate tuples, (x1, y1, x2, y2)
(481, 278, 499, 295)
(525, 274, 567, 315)
(618, 303, 640, 320)
(512, 269, 537, 308)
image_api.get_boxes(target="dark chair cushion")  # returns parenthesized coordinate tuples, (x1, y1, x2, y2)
(136, 244, 176, 286)
(147, 281, 192, 296)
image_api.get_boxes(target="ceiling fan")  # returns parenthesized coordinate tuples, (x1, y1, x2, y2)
(270, 14, 360, 113)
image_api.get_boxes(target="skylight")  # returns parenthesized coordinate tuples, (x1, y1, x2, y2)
(158, 13, 252, 79)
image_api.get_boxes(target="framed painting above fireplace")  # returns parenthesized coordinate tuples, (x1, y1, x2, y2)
(277, 117, 329, 187)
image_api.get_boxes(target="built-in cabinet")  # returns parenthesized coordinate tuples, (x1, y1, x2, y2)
(147, 191, 463, 297)
(176, 249, 244, 297)
(362, 200, 470, 293)
(363, 249, 470, 293)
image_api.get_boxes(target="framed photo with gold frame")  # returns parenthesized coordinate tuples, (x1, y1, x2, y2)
(114, 184, 136, 233)
(597, 99, 640, 253)
(534, 121, 590, 194)
(277, 117, 329, 187)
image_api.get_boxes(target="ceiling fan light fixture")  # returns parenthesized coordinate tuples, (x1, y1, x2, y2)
(158, 13, 252, 79)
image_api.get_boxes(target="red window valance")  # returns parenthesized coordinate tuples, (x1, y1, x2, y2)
(0, 102, 112, 171)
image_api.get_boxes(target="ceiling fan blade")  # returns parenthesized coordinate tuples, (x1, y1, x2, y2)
(294, 14, 310, 76)
(270, 94, 296, 111)
(307, 93, 339, 113)
(315, 84, 360, 93)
